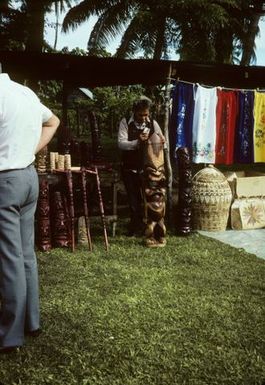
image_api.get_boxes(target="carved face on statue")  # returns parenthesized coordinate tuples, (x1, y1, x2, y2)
(55, 212, 68, 232)
(145, 190, 166, 221)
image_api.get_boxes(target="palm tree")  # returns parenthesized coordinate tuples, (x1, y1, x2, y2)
(0, 0, 27, 50)
(62, 0, 262, 65)
(176, 0, 262, 65)
(23, 0, 75, 52)
(239, 1, 265, 65)
(1, 0, 75, 53)
(53, 0, 73, 49)
(62, 0, 181, 59)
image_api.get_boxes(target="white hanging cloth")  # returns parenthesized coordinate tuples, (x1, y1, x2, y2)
(192, 84, 218, 164)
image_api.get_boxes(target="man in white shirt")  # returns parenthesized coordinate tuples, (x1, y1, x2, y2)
(118, 97, 164, 236)
(0, 73, 60, 353)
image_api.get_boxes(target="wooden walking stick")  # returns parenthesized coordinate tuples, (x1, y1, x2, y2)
(81, 167, 93, 251)
(66, 169, 75, 252)
(176, 147, 192, 236)
(93, 167, 109, 251)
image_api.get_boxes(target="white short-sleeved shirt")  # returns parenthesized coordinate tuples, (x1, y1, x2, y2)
(0, 73, 53, 170)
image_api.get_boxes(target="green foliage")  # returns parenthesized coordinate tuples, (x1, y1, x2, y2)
(1, 0, 262, 64)
(1, 232, 265, 384)
(0, 2, 26, 50)
(90, 85, 144, 131)
(65, 85, 145, 139)
(61, 0, 261, 63)
(60, 46, 89, 55)
(34, 77, 146, 141)
(34, 80, 63, 136)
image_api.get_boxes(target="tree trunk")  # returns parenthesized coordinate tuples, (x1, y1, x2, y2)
(240, 14, 260, 66)
(153, 19, 166, 60)
(25, 0, 46, 53)
(54, 2, 59, 50)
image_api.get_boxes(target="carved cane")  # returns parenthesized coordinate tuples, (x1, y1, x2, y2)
(176, 147, 192, 236)
(93, 167, 109, 251)
(81, 167, 93, 251)
(66, 169, 75, 252)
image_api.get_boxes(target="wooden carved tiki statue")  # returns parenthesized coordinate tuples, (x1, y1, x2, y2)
(142, 133, 166, 247)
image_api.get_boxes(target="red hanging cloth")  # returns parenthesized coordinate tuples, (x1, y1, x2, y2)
(215, 89, 238, 165)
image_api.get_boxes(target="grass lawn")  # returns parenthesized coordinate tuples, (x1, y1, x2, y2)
(1, 230, 265, 385)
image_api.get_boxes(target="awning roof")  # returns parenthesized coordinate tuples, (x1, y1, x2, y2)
(0, 50, 265, 89)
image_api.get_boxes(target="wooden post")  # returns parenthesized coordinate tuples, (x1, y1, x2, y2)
(163, 64, 173, 224)
(62, 81, 68, 129)
(58, 81, 71, 153)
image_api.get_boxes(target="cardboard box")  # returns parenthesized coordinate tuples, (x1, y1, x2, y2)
(231, 198, 265, 230)
(235, 176, 265, 198)
(226, 171, 265, 230)
(224, 170, 265, 199)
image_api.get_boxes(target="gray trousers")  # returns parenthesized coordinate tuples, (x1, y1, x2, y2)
(0, 165, 39, 347)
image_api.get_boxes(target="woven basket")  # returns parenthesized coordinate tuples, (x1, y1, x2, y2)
(191, 165, 232, 231)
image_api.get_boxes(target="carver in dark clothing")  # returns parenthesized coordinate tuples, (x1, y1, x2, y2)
(118, 97, 165, 235)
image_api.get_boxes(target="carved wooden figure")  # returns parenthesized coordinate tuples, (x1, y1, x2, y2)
(36, 178, 51, 251)
(176, 147, 192, 235)
(35, 145, 48, 174)
(51, 190, 71, 248)
(142, 133, 166, 248)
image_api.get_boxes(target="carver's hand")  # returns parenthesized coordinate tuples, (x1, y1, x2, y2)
(139, 132, 149, 141)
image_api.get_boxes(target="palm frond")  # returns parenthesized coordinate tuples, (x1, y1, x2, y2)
(62, 0, 104, 32)
(87, 2, 135, 53)
(62, 0, 123, 32)
(86, 15, 108, 52)
(115, 13, 149, 58)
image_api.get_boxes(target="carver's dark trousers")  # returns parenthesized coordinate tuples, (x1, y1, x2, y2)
(0, 165, 39, 347)
(121, 168, 143, 229)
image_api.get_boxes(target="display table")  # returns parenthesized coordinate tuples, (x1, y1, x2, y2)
(36, 165, 119, 252)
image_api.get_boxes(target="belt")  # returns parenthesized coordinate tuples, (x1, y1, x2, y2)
(0, 162, 34, 173)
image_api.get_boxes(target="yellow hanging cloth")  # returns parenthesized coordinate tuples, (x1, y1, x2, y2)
(253, 91, 265, 162)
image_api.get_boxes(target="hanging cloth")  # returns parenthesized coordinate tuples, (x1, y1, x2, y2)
(234, 90, 254, 164)
(192, 85, 217, 164)
(253, 91, 265, 162)
(215, 89, 238, 165)
(170, 82, 195, 154)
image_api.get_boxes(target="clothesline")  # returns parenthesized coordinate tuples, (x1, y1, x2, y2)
(170, 78, 265, 164)
(169, 77, 265, 92)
